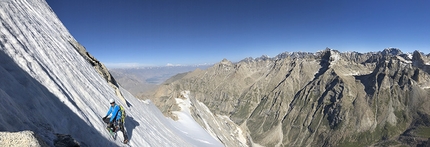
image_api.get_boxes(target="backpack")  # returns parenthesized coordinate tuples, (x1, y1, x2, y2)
(119, 105, 126, 122)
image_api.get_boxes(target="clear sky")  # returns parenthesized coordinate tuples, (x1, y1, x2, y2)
(46, 0, 430, 67)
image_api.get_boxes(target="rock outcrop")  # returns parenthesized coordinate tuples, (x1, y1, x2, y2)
(152, 48, 430, 146)
(0, 131, 49, 147)
(67, 37, 129, 105)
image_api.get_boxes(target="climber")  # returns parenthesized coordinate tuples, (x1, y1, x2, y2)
(102, 98, 129, 144)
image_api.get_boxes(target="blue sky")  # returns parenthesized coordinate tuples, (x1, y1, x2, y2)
(46, 0, 430, 67)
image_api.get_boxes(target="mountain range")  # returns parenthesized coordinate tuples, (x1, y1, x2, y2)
(1, 0, 429, 146)
(151, 48, 430, 146)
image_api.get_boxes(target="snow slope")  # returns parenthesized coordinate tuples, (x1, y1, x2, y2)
(0, 0, 222, 146)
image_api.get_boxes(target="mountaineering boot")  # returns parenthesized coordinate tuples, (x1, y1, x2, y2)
(123, 139, 129, 144)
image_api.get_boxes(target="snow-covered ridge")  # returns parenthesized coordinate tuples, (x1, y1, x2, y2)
(171, 91, 224, 147)
(0, 0, 220, 146)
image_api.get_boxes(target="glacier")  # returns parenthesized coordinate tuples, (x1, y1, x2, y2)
(0, 0, 222, 146)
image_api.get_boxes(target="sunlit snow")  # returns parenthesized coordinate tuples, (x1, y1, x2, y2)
(0, 0, 223, 146)
(169, 91, 223, 147)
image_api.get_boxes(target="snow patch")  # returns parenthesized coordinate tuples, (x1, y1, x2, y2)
(407, 53, 413, 60)
(196, 101, 223, 138)
(330, 50, 341, 62)
(170, 91, 224, 147)
(396, 55, 412, 64)
(218, 115, 248, 144)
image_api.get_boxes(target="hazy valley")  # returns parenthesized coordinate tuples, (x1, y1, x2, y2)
(109, 65, 211, 99)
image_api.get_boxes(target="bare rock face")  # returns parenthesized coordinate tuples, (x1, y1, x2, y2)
(152, 48, 430, 146)
(67, 38, 118, 88)
(67, 38, 129, 105)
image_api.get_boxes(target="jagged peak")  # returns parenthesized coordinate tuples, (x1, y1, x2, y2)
(219, 58, 232, 65)
(256, 55, 270, 60)
(412, 50, 425, 66)
(273, 51, 314, 60)
(240, 57, 254, 63)
(412, 50, 424, 60)
(234, 48, 428, 67)
(220, 58, 229, 62)
(381, 48, 403, 56)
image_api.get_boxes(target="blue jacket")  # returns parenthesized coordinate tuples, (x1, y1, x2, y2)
(106, 104, 121, 122)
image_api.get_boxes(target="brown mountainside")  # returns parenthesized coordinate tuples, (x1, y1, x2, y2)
(152, 48, 430, 147)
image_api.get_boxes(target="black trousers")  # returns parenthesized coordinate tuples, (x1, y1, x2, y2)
(103, 117, 128, 140)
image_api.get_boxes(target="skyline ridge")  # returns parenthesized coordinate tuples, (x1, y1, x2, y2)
(47, 0, 430, 67)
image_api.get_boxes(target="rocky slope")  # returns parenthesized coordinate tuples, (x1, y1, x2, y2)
(152, 48, 430, 146)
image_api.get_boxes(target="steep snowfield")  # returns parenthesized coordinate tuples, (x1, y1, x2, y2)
(0, 0, 222, 146)
(169, 91, 223, 147)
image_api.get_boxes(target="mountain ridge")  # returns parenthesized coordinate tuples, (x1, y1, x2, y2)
(152, 48, 430, 146)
